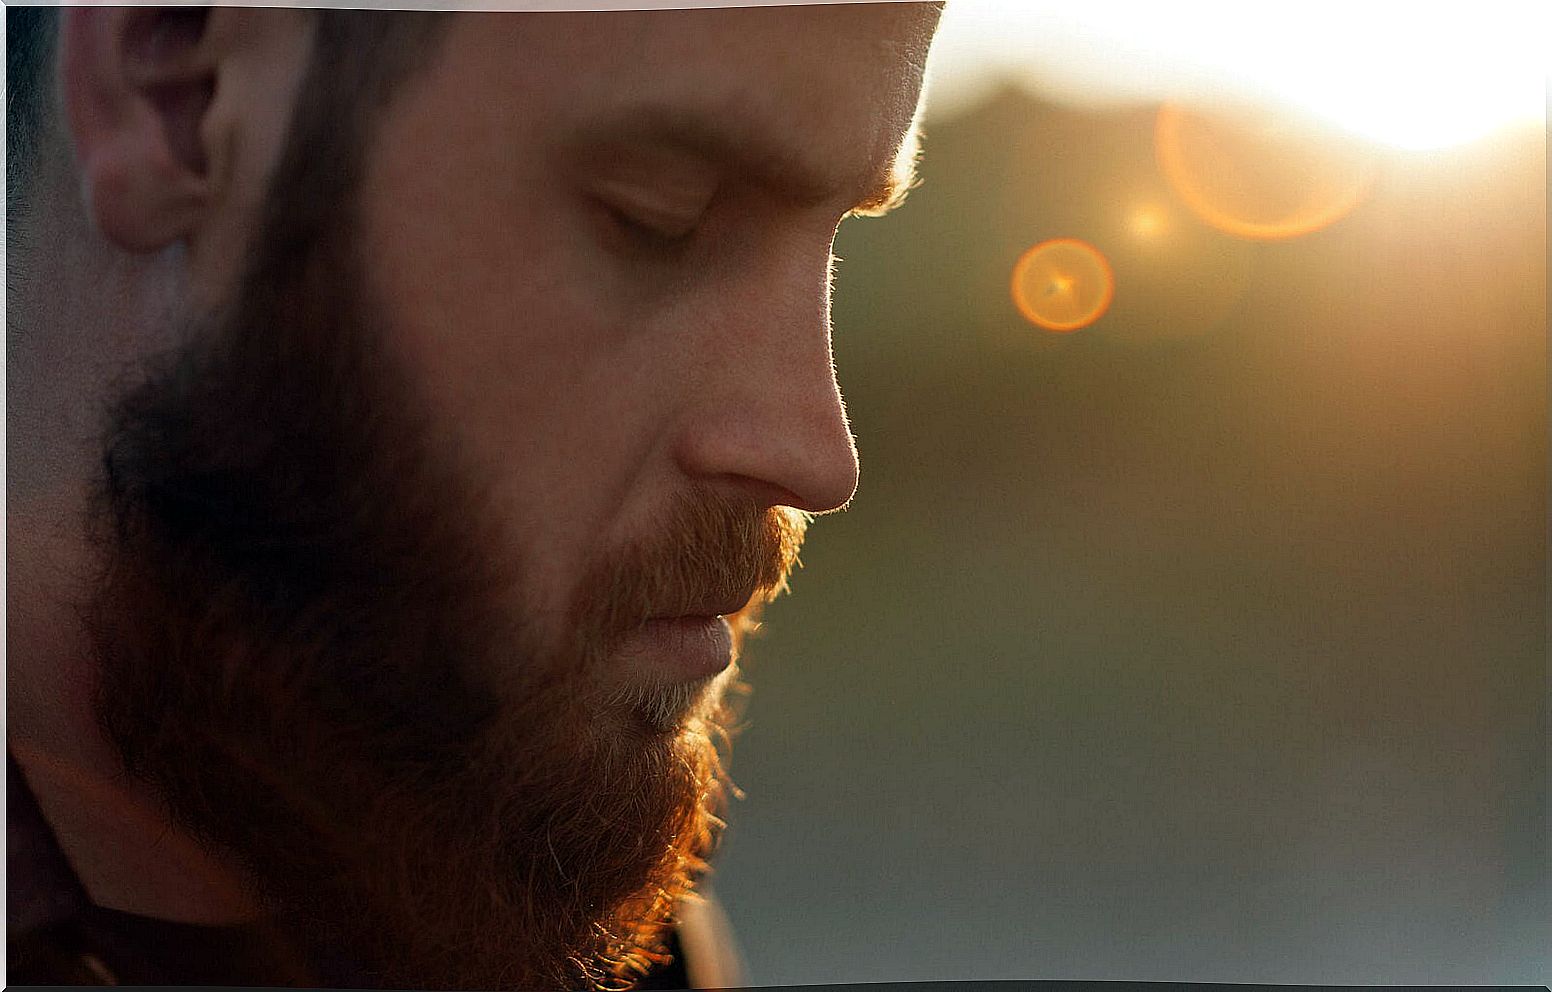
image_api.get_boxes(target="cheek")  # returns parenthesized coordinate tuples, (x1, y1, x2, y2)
(351, 85, 671, 627)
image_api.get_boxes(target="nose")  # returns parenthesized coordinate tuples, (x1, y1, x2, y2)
(672, 259, 860, 514)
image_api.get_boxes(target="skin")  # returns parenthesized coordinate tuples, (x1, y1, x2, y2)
(7, 0, 939, 969)
(357, 8, 933, 665)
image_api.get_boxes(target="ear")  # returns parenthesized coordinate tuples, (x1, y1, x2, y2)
(60, 7, 228, 253)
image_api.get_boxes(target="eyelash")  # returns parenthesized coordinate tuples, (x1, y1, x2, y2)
(599, 201, 700, 252)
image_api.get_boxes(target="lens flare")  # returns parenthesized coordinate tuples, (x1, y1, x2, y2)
(1127, 204, 1169, 240)
(1010, 238, 1115, 333)
(1155, 102, 1378, 240)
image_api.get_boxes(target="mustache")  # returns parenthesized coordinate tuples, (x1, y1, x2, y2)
(580, 489, 811, 646)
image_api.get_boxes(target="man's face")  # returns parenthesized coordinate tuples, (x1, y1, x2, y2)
(356, 6, 931, 692)
(90, 6, 936, 990)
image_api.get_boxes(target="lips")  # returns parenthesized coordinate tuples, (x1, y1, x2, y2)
(616, 615, 735, 684)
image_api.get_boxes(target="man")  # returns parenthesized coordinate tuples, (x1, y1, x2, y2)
(7, 3, 939, 988)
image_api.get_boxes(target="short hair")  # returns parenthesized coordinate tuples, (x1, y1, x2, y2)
(6, 5, 60, 220)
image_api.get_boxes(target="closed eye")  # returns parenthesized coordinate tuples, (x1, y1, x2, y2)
(599, 198, 701, 245)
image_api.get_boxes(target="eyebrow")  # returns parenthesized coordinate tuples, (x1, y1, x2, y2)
(572, 104, 920, 218)
(852, 119, 922, 218)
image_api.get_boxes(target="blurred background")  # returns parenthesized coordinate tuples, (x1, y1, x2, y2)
(713, 2, 1547, 985)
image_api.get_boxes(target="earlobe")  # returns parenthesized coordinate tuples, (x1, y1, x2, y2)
(60, 7, 218, 253)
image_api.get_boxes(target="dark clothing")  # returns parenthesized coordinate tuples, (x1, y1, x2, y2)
(7, 753, 693, 988)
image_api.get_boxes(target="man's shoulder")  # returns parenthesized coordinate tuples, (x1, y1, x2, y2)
(637, 887, 746, 991)
(675, 886, 748, 989)
(7, 751, 108, 983)
(7, 751, 745, 989)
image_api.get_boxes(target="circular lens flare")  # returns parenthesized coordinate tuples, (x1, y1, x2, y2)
(1011, 238, 1116, 333)
(1156, 102, 1378, 240)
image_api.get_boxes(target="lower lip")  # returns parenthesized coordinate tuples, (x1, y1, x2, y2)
(615, 615, 734, 681)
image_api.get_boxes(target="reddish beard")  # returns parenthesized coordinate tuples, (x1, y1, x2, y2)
(85, 166, 807, 987)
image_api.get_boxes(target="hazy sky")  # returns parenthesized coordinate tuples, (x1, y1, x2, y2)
(923, 0, 1548, 148)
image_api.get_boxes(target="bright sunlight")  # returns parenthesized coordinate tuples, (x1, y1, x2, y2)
(926, 1, 1548, 149)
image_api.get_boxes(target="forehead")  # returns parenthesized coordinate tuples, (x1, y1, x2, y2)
(429, 6, 938, 187)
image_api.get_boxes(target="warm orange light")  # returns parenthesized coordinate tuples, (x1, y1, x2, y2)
(1010, 238, 1115, 333)
(1127, 205, 1169, 240)
(1155, 103, 1377, 240)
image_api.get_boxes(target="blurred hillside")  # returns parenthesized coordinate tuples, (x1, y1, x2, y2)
(714, 88, 1547, 985)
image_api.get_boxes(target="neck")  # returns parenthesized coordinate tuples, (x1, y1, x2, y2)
(8, 502, 262, 927)
(8, 180, 259, 926)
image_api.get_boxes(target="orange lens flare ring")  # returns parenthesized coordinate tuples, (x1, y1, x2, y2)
(1155, 103, 1376, 241)
(1010, 238, 1116, 333)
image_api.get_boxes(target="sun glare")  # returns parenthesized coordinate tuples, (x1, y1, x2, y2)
(1011, 239, 1116, 333)
(927, 2, 1548, 149)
